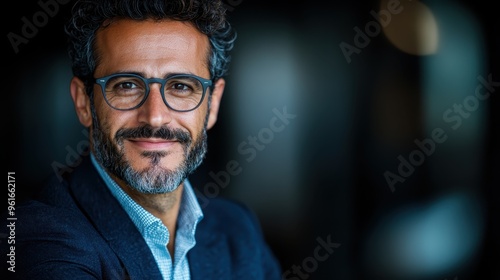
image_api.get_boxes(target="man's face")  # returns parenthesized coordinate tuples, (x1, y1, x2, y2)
(82, 19, 221, 194)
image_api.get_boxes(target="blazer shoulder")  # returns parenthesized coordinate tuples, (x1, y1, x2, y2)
(197, 196, 269, 244)
(192, 197, 283, 279)
(202, 197, 259, 224)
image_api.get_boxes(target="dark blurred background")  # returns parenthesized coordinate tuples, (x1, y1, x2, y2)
(4, 0, 499, 279)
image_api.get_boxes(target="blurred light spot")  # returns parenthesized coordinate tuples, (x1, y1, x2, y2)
(380, 0, 439, 55)
(364, 191, 484, 279)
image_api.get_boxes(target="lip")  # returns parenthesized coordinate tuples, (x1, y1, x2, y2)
(127, 138, 178, 150)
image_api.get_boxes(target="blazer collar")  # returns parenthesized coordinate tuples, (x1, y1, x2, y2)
(66, 155, 163, 280)
(187, 203, 230, 280)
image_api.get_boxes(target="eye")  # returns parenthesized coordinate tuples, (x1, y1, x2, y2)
(171, 82, 190, 91)
(105, 76, 146, 96)
(166, 78, 199, 95)
(117, 81, 138, 90)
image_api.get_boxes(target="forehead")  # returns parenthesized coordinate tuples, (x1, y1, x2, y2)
(94, 18, 210, 76)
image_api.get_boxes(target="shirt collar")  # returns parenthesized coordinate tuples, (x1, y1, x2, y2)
(89, 153, 204, 240)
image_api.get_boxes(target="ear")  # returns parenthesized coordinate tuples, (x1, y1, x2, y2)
(70, 77, 92, 127)
(206, 78, 225, 130)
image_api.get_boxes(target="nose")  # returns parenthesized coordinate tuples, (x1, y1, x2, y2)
(136, 83, 173, 127)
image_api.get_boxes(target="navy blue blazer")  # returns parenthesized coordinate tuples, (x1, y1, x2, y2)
(1, 156, 282, 279)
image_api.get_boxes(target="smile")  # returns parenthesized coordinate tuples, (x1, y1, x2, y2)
(127, 138, 179, 150)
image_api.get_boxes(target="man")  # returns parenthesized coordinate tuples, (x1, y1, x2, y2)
(1, 0, 281, 279)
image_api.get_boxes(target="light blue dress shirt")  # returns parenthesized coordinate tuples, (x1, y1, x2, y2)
(90, 154, 204, 280)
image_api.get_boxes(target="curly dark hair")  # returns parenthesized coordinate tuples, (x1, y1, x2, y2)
(64, 0, 237, 96)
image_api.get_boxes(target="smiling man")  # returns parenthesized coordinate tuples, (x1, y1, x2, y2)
(0, 0, 281, 279)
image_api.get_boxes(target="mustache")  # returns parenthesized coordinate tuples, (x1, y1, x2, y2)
(115, 125, 191, 144)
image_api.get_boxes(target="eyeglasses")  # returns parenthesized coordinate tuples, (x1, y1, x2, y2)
(95, 73, 212, 112)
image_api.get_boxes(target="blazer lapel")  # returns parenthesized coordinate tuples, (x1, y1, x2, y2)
(67, 156, 162, 280)
(188, 213, 230, 280)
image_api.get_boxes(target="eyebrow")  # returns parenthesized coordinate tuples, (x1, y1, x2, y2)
(110, 70, 198, 79)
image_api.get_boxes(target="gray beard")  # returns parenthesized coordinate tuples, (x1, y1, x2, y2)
(90, 106, 207, 194)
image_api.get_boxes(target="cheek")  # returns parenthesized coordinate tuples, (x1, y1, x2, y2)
(92, 93, 108, 118)
(198, 99, 210, 124)
(185, 107, 209, 136)
(93, 98, 122, 139)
